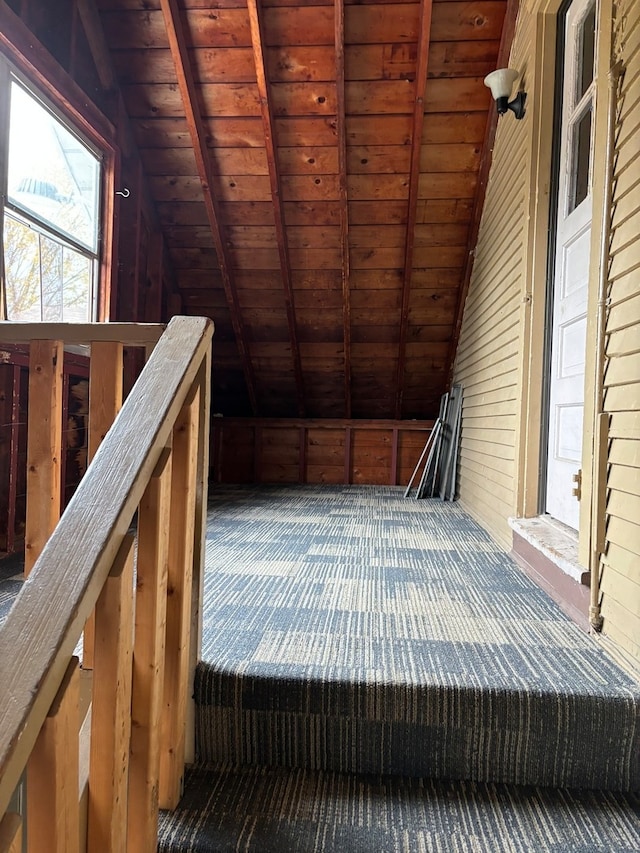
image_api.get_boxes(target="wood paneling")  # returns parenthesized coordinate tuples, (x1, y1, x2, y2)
(212, 419, 433, 487)
(93, 0, 509, 420)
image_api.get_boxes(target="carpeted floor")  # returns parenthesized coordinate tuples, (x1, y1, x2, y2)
(194, 485, 639, 790)
(157, 763, 640, 853)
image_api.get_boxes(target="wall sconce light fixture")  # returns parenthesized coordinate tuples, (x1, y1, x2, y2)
(484, 68, 526, 120)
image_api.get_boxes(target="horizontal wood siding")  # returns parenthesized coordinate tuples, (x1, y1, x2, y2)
(452, 9, 533, 549)
(212, 419, 432, 487)
(600, 1, 640, 665)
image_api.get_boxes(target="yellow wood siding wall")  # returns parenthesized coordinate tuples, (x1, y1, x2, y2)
(452, 9, 535, 549)
(599, 0, 640, 665)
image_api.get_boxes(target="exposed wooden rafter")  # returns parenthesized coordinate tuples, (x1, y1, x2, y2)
(394, 0, 434, 420)
(75, 0, 117, 92)
(159, 0, 258, 415)
(445, 0, 521, 386)
(335, 0, 351, 419)
(246, 0, 305, 416)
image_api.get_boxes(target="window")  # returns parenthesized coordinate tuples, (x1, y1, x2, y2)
(1, 76, 102, 322)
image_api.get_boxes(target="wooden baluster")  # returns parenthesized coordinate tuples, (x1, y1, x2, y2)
(25, 340, 63, 575)
(26, 657, 80, 853)
(186, 355, 211, 765)
(127, 448, 172, 852)
(84, 341, 124, 668)
(87, 536, 134, 853)
(158, 383, 202, 808)
(0, 813, 22, 853)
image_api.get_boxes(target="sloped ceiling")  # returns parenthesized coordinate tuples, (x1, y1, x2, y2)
(98, 0, 508, 419)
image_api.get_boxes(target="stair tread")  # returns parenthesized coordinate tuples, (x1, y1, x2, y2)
(158, 762, 640, 853)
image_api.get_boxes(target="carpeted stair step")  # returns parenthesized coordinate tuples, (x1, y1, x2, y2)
(194, 485, 640, 792)
(157, 762, 640, 852)
(194, 662, 640, 791)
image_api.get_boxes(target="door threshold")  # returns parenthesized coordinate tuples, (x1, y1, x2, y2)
(508, 516, 590, 631)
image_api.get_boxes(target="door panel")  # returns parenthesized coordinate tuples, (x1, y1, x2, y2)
(545, 0, 596, 530)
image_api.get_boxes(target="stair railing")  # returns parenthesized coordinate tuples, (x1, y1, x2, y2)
(0, 315, 213, 852)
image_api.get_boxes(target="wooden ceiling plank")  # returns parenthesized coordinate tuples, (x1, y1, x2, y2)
(395, 0, 434, 419)
(445, 0, 519, 386)
(335, 0, 351, 418)
(246, 0, 306, 416)
(159, 0, 258, 414)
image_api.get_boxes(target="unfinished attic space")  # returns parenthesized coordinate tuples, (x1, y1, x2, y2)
(0, 0, 639, 851)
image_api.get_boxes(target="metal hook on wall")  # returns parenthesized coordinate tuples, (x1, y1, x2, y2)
(115, 187, 130, 198)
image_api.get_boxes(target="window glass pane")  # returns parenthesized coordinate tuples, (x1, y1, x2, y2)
(3, 215, 41, 321)
(4, 213, 94, 321)
(62, 247, 93, 321)
(569, 107, 592, 212)
(577, 4, 596, 101)
(7, 82, 100, 252)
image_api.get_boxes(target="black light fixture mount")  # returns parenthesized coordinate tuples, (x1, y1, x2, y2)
(484, 68, 526, 120)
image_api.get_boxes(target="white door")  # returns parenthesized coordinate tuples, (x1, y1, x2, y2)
(546, 0, 597, 530)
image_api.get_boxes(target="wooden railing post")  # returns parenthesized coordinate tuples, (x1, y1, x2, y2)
(127, 448, 172, 852)
(26, 657, 80, 853)
(84, 341, 124, 668)
(87, 537, 135, 853)
(158, 380, 202, 809)
(25, 340, 64, 575)
(0, 812, 21, 853)
(187, 353, 211, 762)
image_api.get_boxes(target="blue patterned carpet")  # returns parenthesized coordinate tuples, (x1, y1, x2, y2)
(195, 485, 639, 790)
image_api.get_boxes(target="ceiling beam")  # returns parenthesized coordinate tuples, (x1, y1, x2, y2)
(335, 0, 351, 419)
(394, 0, 434, 420)
(247, 0, 305, 417)
(445, 0, 521, 387)
(159, 0, 258, 415)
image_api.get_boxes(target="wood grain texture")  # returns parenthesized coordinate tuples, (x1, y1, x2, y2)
(88, 537, 134, 853)
(127, 450, 172, 852)
(25, 340, 64, 575)
(158, 391, 200, 807)
(0, 813, 21, 853)
(0, 317, 213, 819)
(27, 658, 80, 853)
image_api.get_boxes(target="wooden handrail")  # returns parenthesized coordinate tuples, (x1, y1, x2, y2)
(0, 316, 213, 829)
(0, 321, 164, 347)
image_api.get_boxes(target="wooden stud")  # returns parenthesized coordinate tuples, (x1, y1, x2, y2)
(391, 427, 399, 486)
(247, 0, 305, 417)
(254, 425, 262, 482)
(344, 425, 352, 485)
(60, 370, 70, 511)
(27, 657, 80, 853)
(145, 232, 165, 323)
(159, 0, 258, 415)
(395, 1, 434, 419)
(25, 340, 64, 575)
(299, 426, 307, 483)
(0, 813, 21, 853)
(75, 0, 118, 92)
(5, 366, 20, 554)
(335, 0, 351, 418)
(84, 341, 124, 669)
(128, 449, 172, 850)
(158, 391, 200, 808)
(87, 536, 135, 853)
